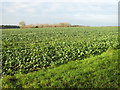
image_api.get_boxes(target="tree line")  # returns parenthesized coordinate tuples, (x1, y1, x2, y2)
(19, 21, 89, 28)
(0, 25, 20, 29)
(0, 21, 89, 29)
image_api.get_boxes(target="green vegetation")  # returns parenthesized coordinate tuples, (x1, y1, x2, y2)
(2, 27, 119, 88)
(2, 49, 119, 88)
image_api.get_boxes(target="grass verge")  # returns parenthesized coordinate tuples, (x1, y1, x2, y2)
(2, 49, 119, 88)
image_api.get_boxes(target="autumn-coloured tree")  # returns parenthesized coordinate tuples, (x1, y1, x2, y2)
(19, 21, 26, 28)
(58, 23, 71, 27)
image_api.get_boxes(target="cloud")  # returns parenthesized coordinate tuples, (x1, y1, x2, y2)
(25, 8, 36, 13)
(1, 0, 119, 3)
(1, 1, 118, 26)
(2, 2, 40, 13)
(0, 3, 2, 24)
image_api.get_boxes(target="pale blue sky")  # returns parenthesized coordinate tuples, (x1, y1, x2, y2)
(1, 0, 119, 26)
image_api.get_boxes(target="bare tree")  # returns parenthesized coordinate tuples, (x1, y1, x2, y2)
(58, 23, 71, 27)
(37, 24, 43, 28)
(19, 21, 26, 28)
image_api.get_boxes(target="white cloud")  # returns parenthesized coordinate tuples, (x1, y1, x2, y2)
(1, 1, 118, 25)
(74, 14, 117, 22)
(0, 0, 119, 3)
(2, 0, 70, 2)
(0, 3, 2, 24)
(2, 2, 40, 13)
(26, 8, 36, 13)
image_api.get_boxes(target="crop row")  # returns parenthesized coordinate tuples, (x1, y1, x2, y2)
(2, 27, 119, 75)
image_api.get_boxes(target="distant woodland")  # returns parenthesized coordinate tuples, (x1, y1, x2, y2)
(1, 21, 89, 29)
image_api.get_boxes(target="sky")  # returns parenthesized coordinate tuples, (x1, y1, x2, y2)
(0, 0, 119, 26)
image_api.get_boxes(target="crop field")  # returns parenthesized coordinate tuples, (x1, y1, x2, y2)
(1, 27, 119, 88)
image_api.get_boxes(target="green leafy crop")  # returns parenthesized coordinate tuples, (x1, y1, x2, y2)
(2, 27, 119, 75)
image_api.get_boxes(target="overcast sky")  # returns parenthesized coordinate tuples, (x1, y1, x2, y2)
(1, 0, 119, 26)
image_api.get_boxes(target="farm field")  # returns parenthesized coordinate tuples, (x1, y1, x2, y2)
(1, 27, 119, 88)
